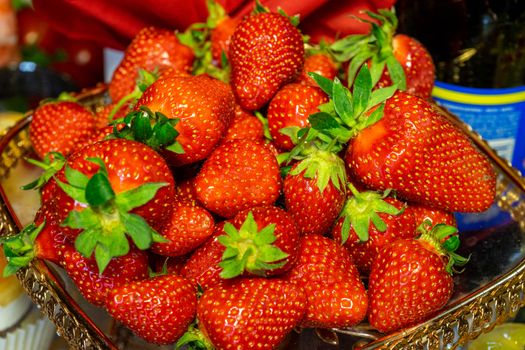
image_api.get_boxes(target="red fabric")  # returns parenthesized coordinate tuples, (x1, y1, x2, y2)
(32, 0, 389, 50)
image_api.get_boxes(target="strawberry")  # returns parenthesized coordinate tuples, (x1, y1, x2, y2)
(368, 222, 468, 333)
(221, 105, 265, 143)
(330, 9, 435, 99)
(331, 186, 417, 275)
(282, 234, 368, 328)
(218, 206, 300, 278)
(174, 176, 200, 205)
(132, 74, 235, 166)
(53, 138, 175, 272)
(296, 53, 339, 86)
(410, 202, 457, 228)
(108, 26, 194, 103)
(106, 273, 197, 344)
(267, 83, 329, 151)
(210, 13, 241, 65)
(194, 139, 282, 218)
(229, 7, 304, 110)
(29, 98, 97, 159)
(179, 278, 306, 350)
(151, 201, 215, 257)
(345, 90, 496, 213)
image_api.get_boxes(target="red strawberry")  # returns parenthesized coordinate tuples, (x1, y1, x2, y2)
(211, 16, 241, 65)
(151, 201, 215, 257)
(218, 206, 300, 278)
(194, 139, 282, 218)
(331, 186, 417, 274)
(346, 91, 496, 212)
(410, 202, 457, 228)
(134, 74, 235, 166)
(229, 10, 304, 110)
(185, 278, 306, 350)
(62, 245, 149, 306)
(283, 151, 346, 235)
(267, 83, 329, 151)
(105, 274, 197, 345)
(108, 26, 194, 103)
(222, 105, 265, 143)
(368, 222, 467, 333)
(282, 234, 368, 328)
(53, 138, 176, 272)
(296, 53, 339, 86)
(29, 99, 97, 159)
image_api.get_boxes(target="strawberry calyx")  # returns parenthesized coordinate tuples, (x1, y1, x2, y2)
(109, 106, 184, 154)
(217, 211, 289, 279)
(40, 91, 78, 105)
(56, 157, 168, 274)
(252, 0, 301, 27)
(175, 322, 213, 350)
(1, 222, 45, 277)
(338, 184, 403, 244)
(417, 220, 469, 274)
(20, 151, 65, 190)
(329, 8, 406, 89)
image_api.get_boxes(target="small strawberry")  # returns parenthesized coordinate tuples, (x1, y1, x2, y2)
(174, 176, 200, 205)
(229, 6, 304, 110)
(29, 96, 97, 159)
(218, 206, 300, 278)
(410, 202, 457, 228)
(108, 26, 194, 103)
(177, 278, 306, 350)
(282, 234, 368, 328)
(368, 221, 468, 333)
(267, 83, 329, 151)
(331, 185, 417, 275)
(194, 139, 282, 218)
(296, 53, 339, 86)
(221, 105, 265, 143)
(106, 273, 197, 345)
(151, 201, 215, 257)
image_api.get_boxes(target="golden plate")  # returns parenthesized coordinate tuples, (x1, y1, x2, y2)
(0, 87, 524, 349)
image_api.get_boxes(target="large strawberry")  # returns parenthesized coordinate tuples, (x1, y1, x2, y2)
(106, 273, 197, 345)
(282, 234, 368, 328)
(177, 278, 306, 350)
(229, 6, 304, 110)
(108, 26, 194, 104)
(29, 97, 98, 159)
(330, 9, 434, 99)
(368, 221, 468, 333)
(53, 138, 175, 273)
(194, 139, 282, 218)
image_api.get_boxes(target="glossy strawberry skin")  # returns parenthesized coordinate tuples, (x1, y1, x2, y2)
(151, 201, 215, 257)
(229, 12, 304, 110)
(284, 164, 345, 236)
(105, 274, 197, 345)
(197, 278, 306, 350)
(296, 53, 339, 86)
(368, 239, 454, 333)
(194, 139, 282, 218)
(29, 101, 97, 159)
(346, 91, 496, 213)
(136, 73, 235, 166)
(211, 16, 241, 64)
(267, 83, 329, 151)
(375, 34, 435, 99)
(282, 234, 368, 328)
(32, 203, 70, 264)
(410, 202, 457, 228)
(61, 245, 149, 306)
(222, 105, 264, 143)
(332, 197, 417, 275)
(108, 26, 194, 103)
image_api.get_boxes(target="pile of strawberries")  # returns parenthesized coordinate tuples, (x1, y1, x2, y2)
(2, 1, 496, 349)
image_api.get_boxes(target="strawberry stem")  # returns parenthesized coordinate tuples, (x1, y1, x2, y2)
(1, 221, 45, 277)
(21, 152, 65, 190)
(175, 322, 213, 350)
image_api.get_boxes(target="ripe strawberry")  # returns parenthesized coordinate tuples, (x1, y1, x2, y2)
(62, 245, 149, 306)
(29, 99, 97, 159)
(331, 186, 417, 275)
(229, 9, 304, 110)
(283, 150, 346, 235)
(296, 53, 339, 86)
(219, 206, 300, 278)
(368, 222, 468, 333)
(151, 201, 215, 257)
(210, 16, 241, 65)
(410, 202, 457, 228)
(267, 83, 329, 151)
(106, 274, 197, 345)
(222, 105, 265, 143)
(134, 73, 235, 166)
(108, 26, 194, 103)
(346, 91, 496, 213)
(183, 278, 306, 350)
(330, 9, 435, 99)
(174, 176, 200, 205)
(282, 234, 368, 328)
(53, 138, 175, 272)
(194, 139, 282, 218)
